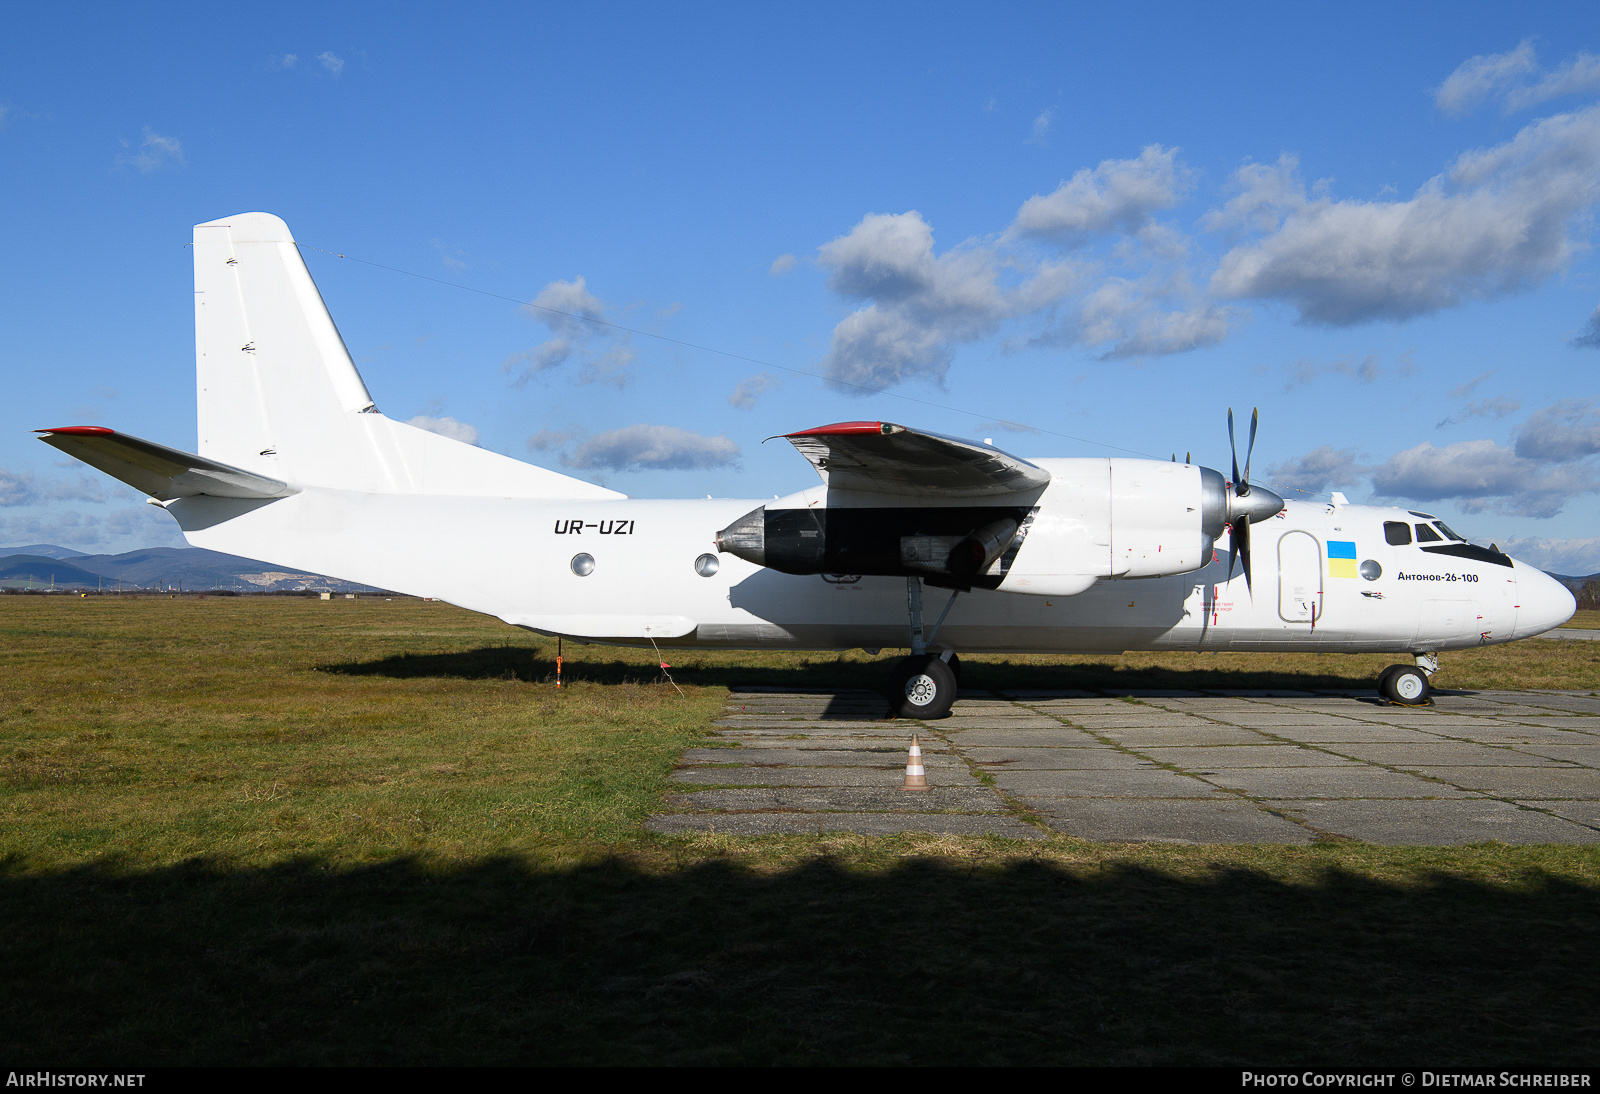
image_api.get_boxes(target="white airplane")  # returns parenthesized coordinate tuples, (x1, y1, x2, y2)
(39, 212, 1577, 717)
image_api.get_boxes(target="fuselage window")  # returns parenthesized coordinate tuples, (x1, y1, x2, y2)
(1415, 523, 1442, 543)
(1384, 521, 1412, 546)
(1433, 522, 1466, 542)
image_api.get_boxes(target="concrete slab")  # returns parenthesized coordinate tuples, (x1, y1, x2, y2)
(1322, 743, 1572, 767)
(645, 812, 1044, 837)
(1396, 767, 1600, 798)
(966, 746, 1154, 770)
(670, 767, 983, 787)
(1202, 766, 1475, 798)
(1137, 744, 1361, 768)
(1248, 724, 1441, 744)
(1518, 801, 1600, 829)
(934, 717, 1065, 729)
(1274, 798, 1600, 844)
(989, 767, 1226, 798)
(939, 727, 1102, 747)
(1094, 726, 1272, 746)
(1028, 798, 1313, 844)
(1203, 712, 1378, 727)
(679, 747, 964, 767)
(1501, 743, 1600, 765)
(663, 786, 1009, 812)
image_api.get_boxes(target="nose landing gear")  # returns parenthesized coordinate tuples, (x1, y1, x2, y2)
(1377, 653, 1437, 705)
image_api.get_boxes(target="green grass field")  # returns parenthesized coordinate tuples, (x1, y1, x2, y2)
(2, 595, 1598, 1065)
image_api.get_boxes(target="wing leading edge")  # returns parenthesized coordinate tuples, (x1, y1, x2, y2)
(780, 421, 1050, 498)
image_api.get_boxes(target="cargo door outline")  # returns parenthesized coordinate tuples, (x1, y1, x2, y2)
(1278, 530, 1322, 624)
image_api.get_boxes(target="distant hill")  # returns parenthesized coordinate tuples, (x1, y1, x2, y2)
(0, 544, 89, 560)
(0, 555, 118, 589)
(0, 546, 380, 592)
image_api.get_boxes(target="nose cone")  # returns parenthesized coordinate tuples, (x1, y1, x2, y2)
(1513, 563, 1577, 639)
(715, 506, 766, 566)
(1232, 484, 1284, 523)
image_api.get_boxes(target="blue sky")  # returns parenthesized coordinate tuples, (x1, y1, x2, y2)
(3, 2, 1599, 571)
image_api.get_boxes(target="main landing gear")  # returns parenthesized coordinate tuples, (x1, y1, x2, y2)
(1377, 653, 1437, 706)
(886, 577, 963, 719)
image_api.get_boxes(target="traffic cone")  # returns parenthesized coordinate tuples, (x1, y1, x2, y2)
(899, 734, 930, 792)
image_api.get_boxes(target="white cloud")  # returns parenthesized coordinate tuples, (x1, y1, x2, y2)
(527, 427, 580, 452)
(769, 254, 797, 277)
(1437, 395, 1521, 427)
(1515, 398, 1600, 463)
(1435, 39, 1539, 116)
(1265, 446, 1364, 496)
(0, 469, 109, 507)
(1369, 439, 1597, 518)
(1283, 353, 1381, 389)
(318, 52, 344, 75)
(1210, 105, 1600, 325)
(431, 239, 466, 273)
(1010, 145, 1188, 247)
(1436, 41, 1600, 117)
(1026, 108, 1052, 146)
(279, 54, 298, 68)
(816, 211, 1012, 390)
(505, 276, 634, 388)
(1496, 536, 1600, 575)
(563, 425, 739, 472)
(1072, 279, 1231, 360)
(116, 128, 185, 173)
(1505, 52, 1600, 113)
(1572, 303, 1600, 348)
(728, 372, 782, 410)
(405, 415, 479, 445)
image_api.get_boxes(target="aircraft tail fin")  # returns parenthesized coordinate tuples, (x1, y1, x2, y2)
(192, 213, 620, 499)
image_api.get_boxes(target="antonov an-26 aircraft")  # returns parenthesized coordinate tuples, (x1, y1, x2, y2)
(39, 213, 1577, 718)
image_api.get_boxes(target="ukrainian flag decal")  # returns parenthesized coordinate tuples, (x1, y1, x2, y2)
(1328, 540, 1357, 579)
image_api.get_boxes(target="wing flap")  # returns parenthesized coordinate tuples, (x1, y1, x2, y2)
(36, 427, 296, 501)
(782, 421, 1050, 498)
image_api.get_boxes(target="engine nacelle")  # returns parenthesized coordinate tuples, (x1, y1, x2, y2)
(994, 458, 1221, 594)
(717, 457, 1241, 596)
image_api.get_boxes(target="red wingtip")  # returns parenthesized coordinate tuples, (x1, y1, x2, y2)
(785, 421, 905, 437)
(36, 426, 115, 436)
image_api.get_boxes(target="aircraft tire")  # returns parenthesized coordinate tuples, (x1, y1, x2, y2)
(1382, 666, 1431, 705)
(888, 654, 957, 720)
(1376, 664, 1405, 699)
(946, 652, 963, 682)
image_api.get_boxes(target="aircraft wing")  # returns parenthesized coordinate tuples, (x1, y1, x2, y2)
(36, 426, 296, 501)
(780, 421, 1050, 498)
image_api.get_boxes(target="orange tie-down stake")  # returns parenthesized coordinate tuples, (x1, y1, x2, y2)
(900, 735, 930, 792)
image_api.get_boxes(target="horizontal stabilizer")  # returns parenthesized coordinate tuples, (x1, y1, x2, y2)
(36, 427, 295, 501)
(781, 421, 1051, 498)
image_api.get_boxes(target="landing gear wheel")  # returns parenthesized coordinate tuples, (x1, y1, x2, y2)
(887, 654, 957, 720)
(1381, 666, 1431, 705)
(1376, 664, 1404, 698)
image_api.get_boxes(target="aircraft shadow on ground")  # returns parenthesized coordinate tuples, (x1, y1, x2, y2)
(0, 853, 1593, 1065)
(318, 645, 1394, 696)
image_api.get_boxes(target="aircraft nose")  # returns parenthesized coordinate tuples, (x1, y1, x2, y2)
(1513, 563, 1577, 639)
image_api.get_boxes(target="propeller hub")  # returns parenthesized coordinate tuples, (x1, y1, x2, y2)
(1229, 483, 1284, 525)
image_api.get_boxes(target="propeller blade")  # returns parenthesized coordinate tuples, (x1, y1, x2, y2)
(1241, 407, 1259, 492)
(1237, 516, 1254, 592)
(1227, 407, 1239, 486)
(1225, 529, 1239, 586)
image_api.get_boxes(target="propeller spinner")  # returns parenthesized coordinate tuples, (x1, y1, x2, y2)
(1221, 407, 1284, 591)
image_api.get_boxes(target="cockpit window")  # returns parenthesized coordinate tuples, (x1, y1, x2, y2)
(1384, 521, 1412, 546)
(1433, 522, 1466, 542)
(1415, 523, 1443, 543)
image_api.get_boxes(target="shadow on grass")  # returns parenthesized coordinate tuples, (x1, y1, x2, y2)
(318, 646, 1398, 695)
(1, 852, 1595, 1065)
